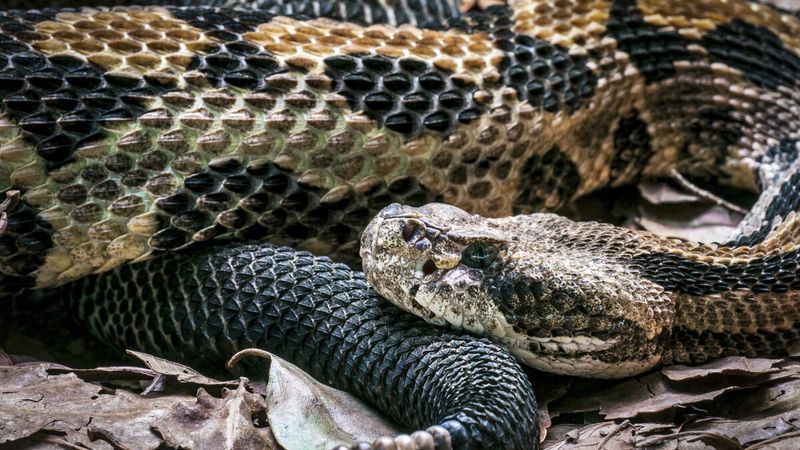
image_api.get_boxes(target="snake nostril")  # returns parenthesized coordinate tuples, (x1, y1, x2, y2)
(422, 259, 437, 275)
(401, 221, 417, 242)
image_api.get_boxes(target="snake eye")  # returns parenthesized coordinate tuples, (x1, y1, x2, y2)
(461, 242, 500, 270)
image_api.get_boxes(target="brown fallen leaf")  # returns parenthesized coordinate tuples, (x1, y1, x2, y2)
(545, 358, 800, 449)
(0, 363, 173, 448)
(0, 361, 275, 450)
(749, 431, 800, 450)
(554, 366, 794, 420)
(229, 348, 400, 450)
(151, 384, 275, 450)
(542, 421, 636, 450)
(661, 357, 782, 382)
(124, 350, 243, 395)
(634, 181, 747, 243)
(639, 180, 703, 204)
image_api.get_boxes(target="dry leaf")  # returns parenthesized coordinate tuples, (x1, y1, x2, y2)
(639, 181, 702, 204)
(545, 358, 800, 449)
(554, 367, 791, 420)
(634, 181, 746, 242)
(230, 349, 399, 450)
(661, 357, 782, 381)
(542, 421, 635, 450)
(0, 363, 175, 448)
(0, 361, 276, 450)
(151, 384, 275, 450)
(126, 350, 241, 392)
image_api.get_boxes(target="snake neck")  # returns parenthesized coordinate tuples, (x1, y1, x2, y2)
(615, 211, 800, 364)
(658, 208, 800, 363)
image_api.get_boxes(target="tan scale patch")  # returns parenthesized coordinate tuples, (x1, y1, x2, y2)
(33, 8, 208, 72)
(638, 0, 800, 55)
(240, 15, 506, 78)
(0, 128, 40, 192)
(552, 52, 645, 195)
(403, 103, 554, 217)
(12, 9, 231, 284)
(509, 0, 612, 54)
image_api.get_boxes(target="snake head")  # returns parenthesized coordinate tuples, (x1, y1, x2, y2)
(361, 203, 512, 330)
(362, 203, 669, 378)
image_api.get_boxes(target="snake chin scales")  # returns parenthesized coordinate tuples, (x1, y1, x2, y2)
(362, 203, 671, 378)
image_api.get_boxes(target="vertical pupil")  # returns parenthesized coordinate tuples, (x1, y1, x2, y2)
(463, 243, 495, 269)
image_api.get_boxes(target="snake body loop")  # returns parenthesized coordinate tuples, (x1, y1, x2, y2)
(66, 244, 539, 449)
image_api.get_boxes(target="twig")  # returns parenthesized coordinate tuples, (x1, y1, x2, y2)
(748, 430, 800, 450)
(669, 169, 749, 215)
(637, 430, 743, 450)
(598, 420, 632, 449)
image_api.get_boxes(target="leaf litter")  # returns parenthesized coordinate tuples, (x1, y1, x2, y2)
(0, 349, 398, 450)
(540, 357, 800, 449)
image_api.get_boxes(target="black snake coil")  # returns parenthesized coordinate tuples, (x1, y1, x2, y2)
(65, 244, 539, 449)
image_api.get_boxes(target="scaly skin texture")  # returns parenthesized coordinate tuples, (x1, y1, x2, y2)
(4, 0, 800, 294)
(361, 202, 800, 378)
(65, 244, 539, 450)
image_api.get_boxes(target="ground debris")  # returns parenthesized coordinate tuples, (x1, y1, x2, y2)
(542, 357, 800, 449)
(0, 349, 399, 450)
(230, 349, 399, 449)
(0, 359, 273, 450)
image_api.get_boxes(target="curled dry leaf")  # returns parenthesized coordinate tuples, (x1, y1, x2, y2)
(229, 348, 400, 450)
(126, 350, 242, 393)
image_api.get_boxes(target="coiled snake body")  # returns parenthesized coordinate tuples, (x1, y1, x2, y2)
(2, 0, 800, 448)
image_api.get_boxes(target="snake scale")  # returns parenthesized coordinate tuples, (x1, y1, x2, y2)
(1, 0, 800, 448)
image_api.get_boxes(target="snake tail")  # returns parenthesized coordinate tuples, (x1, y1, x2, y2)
(63, 243, 539, 450)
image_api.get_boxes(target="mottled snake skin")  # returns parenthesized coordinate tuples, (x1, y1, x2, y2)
(3, 0, 800, 448)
